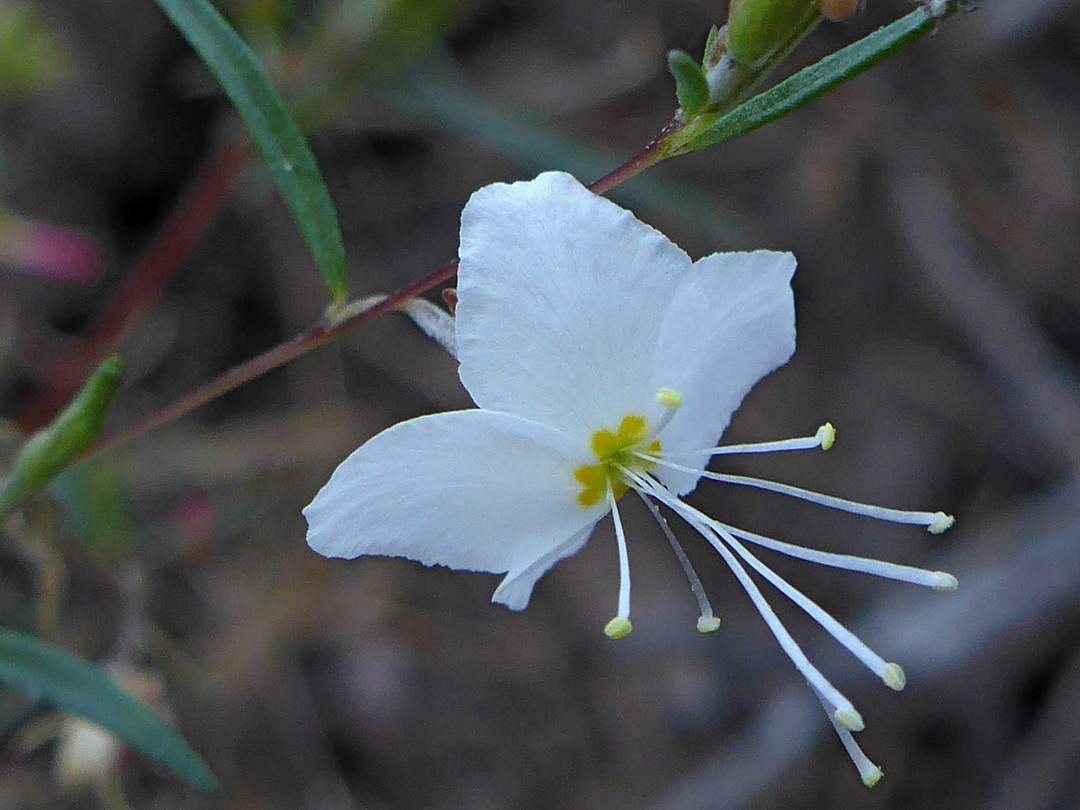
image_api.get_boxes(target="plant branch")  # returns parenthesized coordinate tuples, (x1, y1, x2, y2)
(15, 132, 255, 432)
(80, 258, 460, 462)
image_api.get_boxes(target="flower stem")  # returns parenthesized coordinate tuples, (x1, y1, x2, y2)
(15, 131, 255, 432)
(79, 258, 459, 463)
(587, 132, 674, 196)
(81, 127, 675, 461)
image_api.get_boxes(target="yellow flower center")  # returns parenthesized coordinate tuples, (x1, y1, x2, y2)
(574, 415, 661, 507)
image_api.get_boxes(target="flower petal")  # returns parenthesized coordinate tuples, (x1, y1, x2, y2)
(651, 250, 796, 495)
(304, 410, 606, 578)
(456, 171, 690, 443)
(492, 521, 596, 610)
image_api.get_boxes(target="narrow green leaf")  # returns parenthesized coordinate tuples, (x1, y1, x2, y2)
(0, 627, 217, 791)
(0, 356, 125, 520)
(678, 3, 955, 154)
(153, 0, 348, 307)
(667, 50, 710, 117)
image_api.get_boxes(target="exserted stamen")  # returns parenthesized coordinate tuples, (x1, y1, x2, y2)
(636, 455, 955, 534)
(810, 682, 884, 787)
(663, 422, 836, 458)
(636, 490, 719, 633)
(633, 470, 913, 688)
(718, 528, 905, 689)
(627, 470, 865, 731)
(717, 522, 958, 591)
(603, 488, 633, 640)
(646, 387, 683, 444)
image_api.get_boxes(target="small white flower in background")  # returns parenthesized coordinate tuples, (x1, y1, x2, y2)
(304, 171, 957, 785)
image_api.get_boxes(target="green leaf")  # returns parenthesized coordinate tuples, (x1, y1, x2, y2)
(667, 50, 710, 117)
(676, 2, 955, 154)
(0, 356, 125, 520)
(0, 627, 217, 791)
(153, 0, 348, 308)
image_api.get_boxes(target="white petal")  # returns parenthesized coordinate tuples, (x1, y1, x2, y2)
(304, 410, 606, 578)
(651, 250, 796, 494)
(456, 171, 690, 443)
(492, 522, 595, 610)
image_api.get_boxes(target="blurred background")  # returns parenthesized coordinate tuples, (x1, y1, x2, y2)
(1, 0, 1079, 807)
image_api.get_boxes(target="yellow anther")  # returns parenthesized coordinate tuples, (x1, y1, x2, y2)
(834, 707, 865, 732)
(576, 413, 659, 507)
(591, 429, 619, 459)
(928, 512, 954, 534)
(862, 766, 884, 788)
(616, 415, 648, 446)
(817, 422, 836, 451)
(574, 465, 606, 506)
(882, 663, 906, 691)
(604, 617, 633, 639)
(932, 572, 959, 593)
(656, 388, 683, 411)
(696, 615, 721, 633)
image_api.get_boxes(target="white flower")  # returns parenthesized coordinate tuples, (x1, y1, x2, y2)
(304, 171, 956, 785)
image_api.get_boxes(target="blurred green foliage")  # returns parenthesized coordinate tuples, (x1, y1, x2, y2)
(0, 1, 69, 97)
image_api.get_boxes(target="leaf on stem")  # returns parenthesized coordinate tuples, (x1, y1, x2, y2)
(667, 49, 710, 117)
(153, 0, 349, 308)
(0, 357, 125, 520)
(0, 627, 217, 791)
(675, 2, 956, 154)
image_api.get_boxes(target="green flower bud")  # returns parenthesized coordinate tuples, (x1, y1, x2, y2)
(0, 356, 124, 519)
(727, 0, 820, 69)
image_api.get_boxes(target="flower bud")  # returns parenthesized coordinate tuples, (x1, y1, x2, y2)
(817, 0, 859, 22)
(727, 0, 820, 69)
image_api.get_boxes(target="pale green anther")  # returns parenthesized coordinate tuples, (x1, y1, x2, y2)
(928, 512, 955, 534)
(604, 616, 633, 639)
(817, 422, 835, 451)
(697, 615, 721, 633)
(656, 387, 683, 412)
(932, 572, 959, 593)
(727, 0, 820, 70)
(0, 356, 125, 520)
(834, 707, 865, 732)
(882, 663, 906, 691)
(861, 765, 884, 788)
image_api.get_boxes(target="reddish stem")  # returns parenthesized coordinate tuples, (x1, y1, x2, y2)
(587, 132, 671, 196)
(15, 133, 255, 431)
(81, 121, 683, 462)
(82, 259, 460, 461)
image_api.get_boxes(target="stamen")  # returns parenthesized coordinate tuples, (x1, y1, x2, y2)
(640, 455, 954, 533)
(719, 529, 905, 689)
(817, 422, 836, 451)
(719, 523, 958, 591)
(656, 388, 683, 411)
(636, 490, 719, 633)
(604, 489, 633, 639)
(628, 471, 863, 727)
(661, 423, 834, 458)
(648, 388, 683, 442)
(810, 683, 884, 787)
